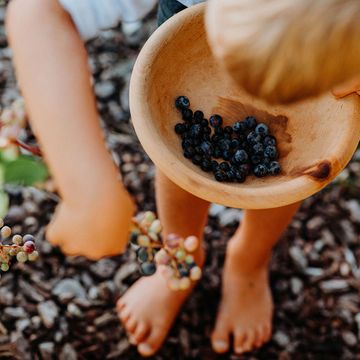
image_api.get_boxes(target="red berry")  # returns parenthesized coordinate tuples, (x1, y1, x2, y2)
(23, 241, 35, 254)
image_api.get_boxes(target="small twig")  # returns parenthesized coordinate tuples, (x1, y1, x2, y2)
(10, 139, 42, 156)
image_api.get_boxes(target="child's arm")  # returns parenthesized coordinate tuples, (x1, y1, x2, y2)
(6, 0, 135, 259)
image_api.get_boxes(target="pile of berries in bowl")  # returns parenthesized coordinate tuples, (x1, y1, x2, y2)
(174, 96, 281, 182)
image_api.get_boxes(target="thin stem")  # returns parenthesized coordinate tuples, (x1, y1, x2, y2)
(10, 139, 42, 156)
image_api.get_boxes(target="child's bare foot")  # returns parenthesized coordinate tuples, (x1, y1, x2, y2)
(211, 240, 273, 355)
(117, 247, 205, 357)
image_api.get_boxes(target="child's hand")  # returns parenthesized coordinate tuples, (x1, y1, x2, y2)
(46, 187, 135, 260)
(332, 74, 360, 98)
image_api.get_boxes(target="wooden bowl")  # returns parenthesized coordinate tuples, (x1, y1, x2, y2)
(130, 3, 360, 209)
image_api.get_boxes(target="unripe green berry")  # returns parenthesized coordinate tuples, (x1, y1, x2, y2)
(137, 235, 150, 247)
(144, 211, 156, 223)
(9, 248, 18, 256)
(12, 234, 23, 245)
(149, 219, 162, 234)
(1, 263, 9, 272)
(27, 250, 39, 262)
(16, 251, 28, 263)
(1, 226, 11, 239)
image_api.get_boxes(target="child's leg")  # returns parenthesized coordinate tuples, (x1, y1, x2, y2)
(6, 0, 134, 258)
(117, 171, 209, 357)
(212, 202, 301, 354)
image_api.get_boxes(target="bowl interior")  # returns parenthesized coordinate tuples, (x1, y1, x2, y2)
(130, 4, 360, 208)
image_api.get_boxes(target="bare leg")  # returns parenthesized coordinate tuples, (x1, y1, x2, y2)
(117, 171, 209, 357)
(6, 0, 134, 258)
(212, 202, 300, 354)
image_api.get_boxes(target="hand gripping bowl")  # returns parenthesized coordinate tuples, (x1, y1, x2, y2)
(129, 3, 360, 209)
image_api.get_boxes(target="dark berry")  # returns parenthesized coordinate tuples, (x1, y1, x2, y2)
(214, 171, 226, 182)
(140, 262, 157, 276)
(241, 141, 250, 152)
(245, 116, 257, 129)
(174, 123, 186, 135)
(268, 161, 281, 175)
(235, 169, 246, 182)
(264, 146, 278, 159)
(129, 232, 138, 245)
(233, 149, 248, 164)
(262, 157, 271, 166)
(219, 162, 230, 172)
(227, 169, 236, 182)
(209, 114, 223, 127)
(194, 110, 204, 121)
(253, 164, 268, 177)
(175, 96, 190, 110)
(211, 160, 219, 171)
(263, 135, 277, 146)
(222, 150, 232, 161)
(203, 126, 212, 135)
(218, 139, 231, 151)
(252, 142, 264, 155)
(201, 158, 213, 172)
(230, 139, 240, 149)
(233, 120, 247, 133)
(182, 138, 193, 149)
(192, 137, 200, 146)
(247, 131, 262, 145)
(200, 119, 208, 127)
(189, 124, 202, 138)
(200, 141, 213, 156)
(224, 126, 233, 135)
(179, 267, 190, 277)
(183, 151, 192, 159)
(182, 108, 193, 121)
(236, 133, 246, 142)
(255, 123, 269, 136)
(213, 147, 222, 158)
(136, 247, 148, 263)
(211, 134, 221, 143)
(251, 154, 262, 165)
(214, 127, 224, 136)
(192, 154, 202, 166)
(238, 163, 251, 176)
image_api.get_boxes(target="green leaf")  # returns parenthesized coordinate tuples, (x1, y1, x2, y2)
(0, 147, 19, 163)
(4, 155, 48, 186)
(0, 191, 9, 218)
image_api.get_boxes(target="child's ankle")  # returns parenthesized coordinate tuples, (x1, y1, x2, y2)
(226, 239, 271, 275)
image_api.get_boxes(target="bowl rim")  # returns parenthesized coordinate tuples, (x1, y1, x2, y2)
(129, 3, 360, 209)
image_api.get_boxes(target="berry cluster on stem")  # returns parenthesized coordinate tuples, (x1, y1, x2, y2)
(0, 218, 38, 274)
(130, 211, 202, 291)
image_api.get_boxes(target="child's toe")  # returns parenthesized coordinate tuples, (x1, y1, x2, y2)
(254, 326, 265, 348)
(137, 327, 164, 357)
(116, 298, 125, 311)
(125, 316, 137, 333)
(132, 322, 149, 344)
(211, 325, 230, 353)
(118, 306, 131, 323)
(234, 329, 247, 354)
(242, 329, 256, 353)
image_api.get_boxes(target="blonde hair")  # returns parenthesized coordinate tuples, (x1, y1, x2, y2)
(206, 0, 360, 103)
